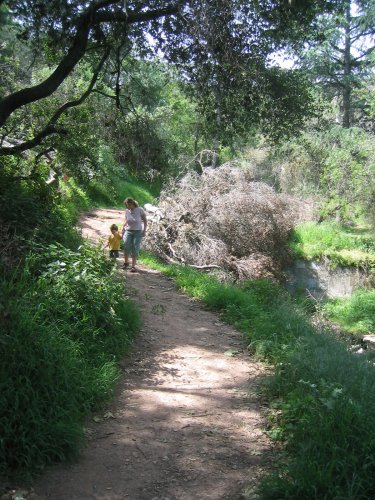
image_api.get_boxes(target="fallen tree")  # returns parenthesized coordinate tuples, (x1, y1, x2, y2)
(144, 163, 315, 281)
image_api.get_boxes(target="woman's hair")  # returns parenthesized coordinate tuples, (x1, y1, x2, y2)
(124, 197, 139, 207)
(110, 224, 118, 231)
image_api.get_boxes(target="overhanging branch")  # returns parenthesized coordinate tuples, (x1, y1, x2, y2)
(0, 1, 181, 128)
(0, 14, 91, 127)
(0, 126, 67, 156)
(0, 48, 110, 156)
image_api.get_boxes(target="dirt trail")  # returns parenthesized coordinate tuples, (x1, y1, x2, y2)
(30, 209, 273, 500)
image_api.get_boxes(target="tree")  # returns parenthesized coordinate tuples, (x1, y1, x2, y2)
(97, 59, 200, 178)
(267, 125, 375, 223)
(298, 0, 375, 128)
(0, 0, 339, 157)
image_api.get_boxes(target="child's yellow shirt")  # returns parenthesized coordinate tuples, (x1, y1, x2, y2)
(108, 232, 122, 250)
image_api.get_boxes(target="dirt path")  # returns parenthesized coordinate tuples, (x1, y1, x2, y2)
(30, 209, 273, 500)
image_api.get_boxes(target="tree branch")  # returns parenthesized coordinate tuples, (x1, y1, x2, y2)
(352, 45, 375, 61)
(0, 1, 180, 127)
(330, 42, 344, 54)
(0, 48, 110, 156)
(0, 126, 67, 156)
(0, 14, 91, 127)
(93, 5, 180, 25)
(49, 47, 110, 124)
(92, 89, 117, 99)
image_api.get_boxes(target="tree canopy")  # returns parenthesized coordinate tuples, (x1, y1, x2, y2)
(0, 0, 341, 157)
(298, 0, 375, 128)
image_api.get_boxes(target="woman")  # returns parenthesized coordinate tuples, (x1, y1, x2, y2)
(121, 197, 147, 272)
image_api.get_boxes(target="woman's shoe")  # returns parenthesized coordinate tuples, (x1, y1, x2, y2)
(130, 267, 137, 272)
(122, 262, 129, 269)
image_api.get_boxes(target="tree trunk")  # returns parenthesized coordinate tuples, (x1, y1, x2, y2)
(342, 0, 352, 128)
(212, 88, 222, 168)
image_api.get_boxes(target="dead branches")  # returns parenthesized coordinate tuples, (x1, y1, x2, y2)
(144, 163, 303, 281)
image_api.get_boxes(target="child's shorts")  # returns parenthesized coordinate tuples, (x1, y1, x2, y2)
(109, 250, 120, 258)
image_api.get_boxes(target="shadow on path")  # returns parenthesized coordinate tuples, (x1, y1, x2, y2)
(29, 211, 274, 500)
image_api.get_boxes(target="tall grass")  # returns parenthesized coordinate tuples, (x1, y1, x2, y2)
(141, 253, 375, 499)
(113, 176, 160, 207)
(290, 221, 375, 268)
(0, 243, 140, 480)
(323, 288, 375, 335)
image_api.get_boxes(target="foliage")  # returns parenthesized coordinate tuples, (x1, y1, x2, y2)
(59, 144, 159, 208)
(142, 253, 375, 499)
(0, 157, 83, 264)
(297, 0, 375, 128)
(0, 132, 147, 481)
(112, 175, 159, 208)
(58, 177, 91, 216)
(323, 288, 375, 334)
(163, 0, 339, 147)
(267, 125, 375, 224)
(0, 5, 33, 97)
(289, 221, 375, 268)
(100, 60, 200, 179)
(0, 243, 140, 479)
(355, 69, 375, 130)
(1, 0, 340, 157)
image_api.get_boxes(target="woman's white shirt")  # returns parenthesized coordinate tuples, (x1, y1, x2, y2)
(125, 207, 145, 230)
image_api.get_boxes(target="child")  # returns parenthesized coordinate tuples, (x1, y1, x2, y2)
(106, 224, 122, 258)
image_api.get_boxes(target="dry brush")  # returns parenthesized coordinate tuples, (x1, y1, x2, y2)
(144, 164, 314, 281)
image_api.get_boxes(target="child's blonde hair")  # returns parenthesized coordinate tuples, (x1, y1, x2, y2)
(110, 224, 119, 231)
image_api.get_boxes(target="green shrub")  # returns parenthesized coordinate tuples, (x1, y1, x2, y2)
(85, 180, 116, 207)
(0, 166, 83, 257)
(323, 288, 375, 335)
(272, 126, 375, 225)
(0, 243, 140, 480)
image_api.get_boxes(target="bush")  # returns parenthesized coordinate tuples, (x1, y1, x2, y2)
(0, 165, 83, 265)
(268, 126, 375, 225)
(0, 243, 140, 480)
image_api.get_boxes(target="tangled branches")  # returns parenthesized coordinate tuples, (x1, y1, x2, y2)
(144, 164, 313, 281)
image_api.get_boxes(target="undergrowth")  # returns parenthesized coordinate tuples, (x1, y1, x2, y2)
(289, 221, 375, 268)
(141, 252, 375, 499)
(322, 288, 375, 335)
(0, 244, 140, 481)
(0, 163, 147, 481)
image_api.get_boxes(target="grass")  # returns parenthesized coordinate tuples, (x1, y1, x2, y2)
(60, 173, 159, 210)
(289, 221, 375, 337)
(289, 221, 375, 268)
(0, 166, 149, 481)
(322, 288, 375, 336)
(0, 243, 140, 481)
(112, 175, 161, 208)
(141, 252, 375, 499)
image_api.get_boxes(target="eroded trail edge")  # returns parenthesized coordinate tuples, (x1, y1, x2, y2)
(31, 209, 273, 500)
